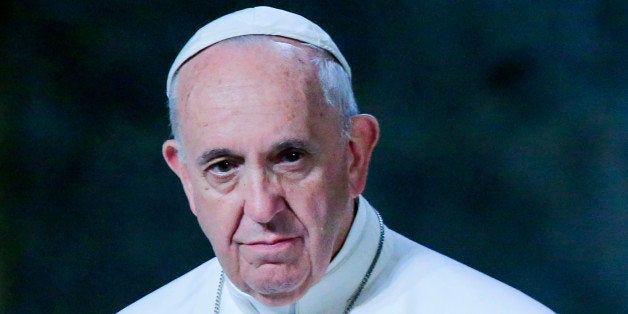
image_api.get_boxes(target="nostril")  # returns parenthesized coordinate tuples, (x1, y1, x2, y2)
(263, 221, 277, 232)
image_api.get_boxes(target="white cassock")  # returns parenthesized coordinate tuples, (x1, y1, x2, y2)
(120, 196, 553, 313)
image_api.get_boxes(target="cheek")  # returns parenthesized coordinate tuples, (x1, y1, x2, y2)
(295, 157, 351, 234)
(192, 190, 241, 255)
(318, 154, 352, 230)
(319, 152, 351, 203)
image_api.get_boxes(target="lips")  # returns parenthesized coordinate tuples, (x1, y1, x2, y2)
(240, 237, 303, 262)
(246, 237, 298, 246)
(243, 237, 301, 253)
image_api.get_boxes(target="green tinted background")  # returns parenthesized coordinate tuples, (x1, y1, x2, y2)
(2, 0, 626, 313)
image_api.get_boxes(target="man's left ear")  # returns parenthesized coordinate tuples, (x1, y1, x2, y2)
(347, 114, 380, 197)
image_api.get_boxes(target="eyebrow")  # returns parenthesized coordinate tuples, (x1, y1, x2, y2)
(196, 148, 235, 167)
(273, 139, 314, 153)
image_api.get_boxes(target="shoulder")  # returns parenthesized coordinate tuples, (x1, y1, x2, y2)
(118, 258, 221, 314)
(359, 229, 553, 313)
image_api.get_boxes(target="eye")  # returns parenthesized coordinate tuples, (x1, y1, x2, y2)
(272, 146, 311, 176)
(207, 160, 237, 175)
(282, 151, 302, 163)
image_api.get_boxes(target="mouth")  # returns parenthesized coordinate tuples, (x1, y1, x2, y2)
(247, 237, 297, 246)
(241, 237, 303, 257)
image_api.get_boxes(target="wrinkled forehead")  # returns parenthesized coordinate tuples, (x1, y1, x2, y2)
(175, 35, 324, 96)
(175, 34, 333, 79)
(175, 36, 331, 119)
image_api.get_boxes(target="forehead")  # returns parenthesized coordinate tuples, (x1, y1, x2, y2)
(177, 36, 320, 110)
(174, 37, 339, 156)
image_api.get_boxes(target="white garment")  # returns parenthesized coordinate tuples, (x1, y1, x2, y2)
(120, 196, 553, 313)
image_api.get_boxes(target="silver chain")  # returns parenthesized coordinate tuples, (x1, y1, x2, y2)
(214, 211, 385, 313)
(214, 271, 225, 313)
(344, 210, 384, 312)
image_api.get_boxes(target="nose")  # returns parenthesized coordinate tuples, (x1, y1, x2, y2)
(242, 168, 284, 224)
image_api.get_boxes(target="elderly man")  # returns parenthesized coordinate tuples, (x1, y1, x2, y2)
(121, 6, 552, 314)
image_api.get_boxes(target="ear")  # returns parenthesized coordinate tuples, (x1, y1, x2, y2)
(347, 114, 380, 198)
(162, 139, 199, 216)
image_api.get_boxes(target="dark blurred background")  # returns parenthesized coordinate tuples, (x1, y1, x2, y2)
(1, 0, 626, 313)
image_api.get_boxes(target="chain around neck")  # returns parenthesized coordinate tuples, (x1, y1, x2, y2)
(213, 210, 385, 314)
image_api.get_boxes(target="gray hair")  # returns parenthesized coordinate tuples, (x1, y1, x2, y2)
(167, 35, 359, 152)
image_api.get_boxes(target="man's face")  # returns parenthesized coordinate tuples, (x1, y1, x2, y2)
(165, 39, 359, 305)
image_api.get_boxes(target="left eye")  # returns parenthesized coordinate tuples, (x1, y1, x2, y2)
(282, 151, 302, 163)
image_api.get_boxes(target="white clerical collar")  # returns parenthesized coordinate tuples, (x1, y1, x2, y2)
(224, 195, 383, 313)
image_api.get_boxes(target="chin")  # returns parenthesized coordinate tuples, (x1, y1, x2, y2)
(239, 258, 316, 306)
(243, 270, 315, 306)
(253, 283, 310, 307)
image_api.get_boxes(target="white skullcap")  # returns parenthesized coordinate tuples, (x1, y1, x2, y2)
(166, 6, 351, 98)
